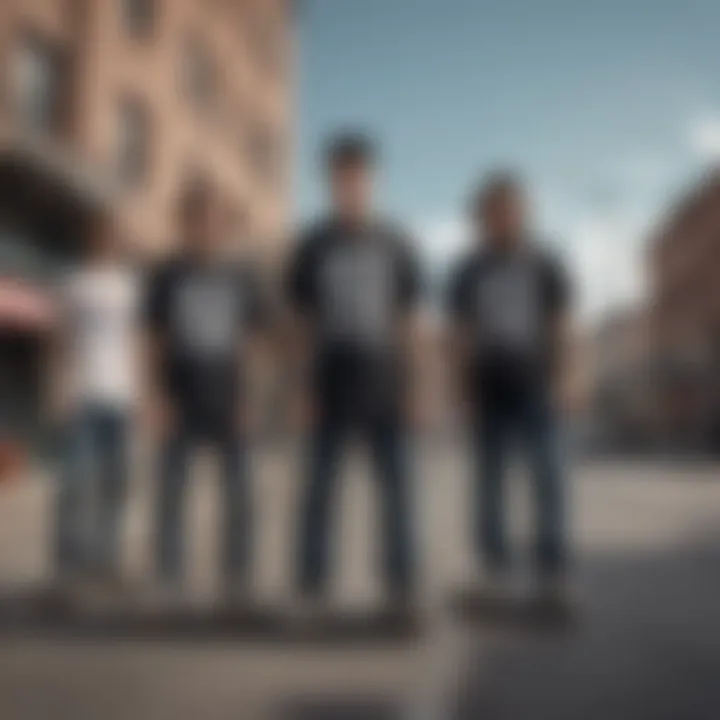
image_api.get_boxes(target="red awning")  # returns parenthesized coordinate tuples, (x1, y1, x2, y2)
(0, 280, 55, 331)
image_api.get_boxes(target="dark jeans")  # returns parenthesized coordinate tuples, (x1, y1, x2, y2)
(156, 426, 251, 587)
(474, 390, 566, 577)
(55, 404, 130, 577)
(298, 417, 415, 597)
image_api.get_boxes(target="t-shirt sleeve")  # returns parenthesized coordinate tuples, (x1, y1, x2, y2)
(143, 264, 171, 334)
(284, 231, 318, 315)
(543, 254, 572, 318)
(446, 259, 474, 325)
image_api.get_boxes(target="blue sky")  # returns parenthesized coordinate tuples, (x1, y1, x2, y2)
(296, 0, 720, 318)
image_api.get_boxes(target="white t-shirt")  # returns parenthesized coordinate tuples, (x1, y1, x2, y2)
(62, 266, 139, 409)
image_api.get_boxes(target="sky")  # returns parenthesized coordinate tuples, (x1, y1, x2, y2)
(295, 0, 720, 320)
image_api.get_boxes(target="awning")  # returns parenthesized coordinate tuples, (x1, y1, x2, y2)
(0, 125, 116, 207)
(0, 126, 117, 265)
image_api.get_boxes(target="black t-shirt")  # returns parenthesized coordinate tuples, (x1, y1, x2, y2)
(144, 257, 264, 429)
(285, 217, 422, 423)
(447, 244, 570, 404)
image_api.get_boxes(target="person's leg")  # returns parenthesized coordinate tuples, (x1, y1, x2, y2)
(219, 432, 251, 591)
(155, 427, 191, 585)
(520, 391, 567, 578)
(298, 420, 344, 597)
(95, 408, 130, 579)
(55, 408, 94, 578)
(474, 401, 511, 574)
(368, 418, 415, 598)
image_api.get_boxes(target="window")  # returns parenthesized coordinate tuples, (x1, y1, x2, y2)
(116, 98, 151, 186)
(248, 122, 278, 186)
(121, 0, 156, 39)
(180, 38, 218, 117)
(11, 36, 65, 134)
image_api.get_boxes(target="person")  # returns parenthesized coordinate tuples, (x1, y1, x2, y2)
(285, 132, 424, 618)
(446, 172, 573, 604)
(144, 180, 265, 599)
(52, 211, 139, 588)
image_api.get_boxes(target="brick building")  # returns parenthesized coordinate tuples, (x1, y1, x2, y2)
(588, 306, 654, 451)
(0, 0, 294, 449)
(648, 169, 720, 451)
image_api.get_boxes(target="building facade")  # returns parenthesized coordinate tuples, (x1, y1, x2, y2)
(587, 306, 654, 452)
(648, 169, 720, 451)
(0, 0, 294, 451)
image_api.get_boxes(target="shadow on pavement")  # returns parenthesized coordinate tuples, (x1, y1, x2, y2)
(273, 694, 398, 720)
(0, 588, 424, 648)
(454, 529, 720, 720)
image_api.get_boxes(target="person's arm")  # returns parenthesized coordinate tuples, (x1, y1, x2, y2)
(545, 255, 575, 416)
(445, 260, 475, 422)
(141, 265, 173, 437)
(45, 278, 73, 430)
(395, 234, 428, 430)
(282, 234, 319, 432)
(238, 265, 272, 437)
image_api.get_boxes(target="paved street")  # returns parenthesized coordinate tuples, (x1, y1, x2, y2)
(0, 447, 719, 719)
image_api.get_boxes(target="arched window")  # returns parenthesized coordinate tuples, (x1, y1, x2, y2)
(121, 0, 156, 40)
(116, 96, 151, 187)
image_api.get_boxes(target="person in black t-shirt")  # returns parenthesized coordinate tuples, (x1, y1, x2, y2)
(144, 180, 265, 596)
(446, 172, 573, 602)
(285, 133, 423, 611)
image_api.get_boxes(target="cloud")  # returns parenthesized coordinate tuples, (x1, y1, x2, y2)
(687, 115, 720, 160)
(415, 199, 650, 323)
(562, 208, 647, 320)
(416, 203, 650, 320)
(415, 218, 467, 263)
(413, 145, 679, 324)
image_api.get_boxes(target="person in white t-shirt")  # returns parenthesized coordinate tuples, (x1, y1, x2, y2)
(51, 213, 139, 585)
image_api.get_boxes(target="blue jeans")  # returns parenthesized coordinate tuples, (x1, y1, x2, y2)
(474, 391, 567, 576)
(298, 418, 415, 597)
(155, 428, 251, 586)
(55, 404, 130, 577)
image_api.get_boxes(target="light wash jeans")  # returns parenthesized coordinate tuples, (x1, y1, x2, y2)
(55, 404, 130, 577)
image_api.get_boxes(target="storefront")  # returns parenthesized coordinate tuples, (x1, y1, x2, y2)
(0, 141, 106, 473)
(0, 280, 55, 451)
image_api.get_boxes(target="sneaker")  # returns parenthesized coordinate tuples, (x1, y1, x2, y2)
(72, 577, 123, 613)
(385, 590, 424, 634)
(138, 580, 185, 614)
(289, 592, 331, 630)
(221, 579, 258, 616)
(477, 567, 515, 603)
(48, 572, 84, 612)
(534, 573, 576, 620)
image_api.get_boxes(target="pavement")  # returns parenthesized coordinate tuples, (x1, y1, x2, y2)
(0, 446, 719, 719)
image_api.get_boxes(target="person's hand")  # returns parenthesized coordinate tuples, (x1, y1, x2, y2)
(554, 379, 577, 419)
(144, 395, 175, 438)
(236, 403, 260, 439)
(46, 390, 71, 432)
(290, 392, 315, 433)
(405, 394, 430, 434)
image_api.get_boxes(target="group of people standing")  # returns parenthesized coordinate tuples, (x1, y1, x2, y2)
(50, 132, 573, 618)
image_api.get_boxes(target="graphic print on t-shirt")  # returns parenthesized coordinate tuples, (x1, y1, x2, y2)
(172, 275, 241, 357)
(65, 269, 138, 407)
(320, 243, 392, 345)
(475, 260, 540, 354)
